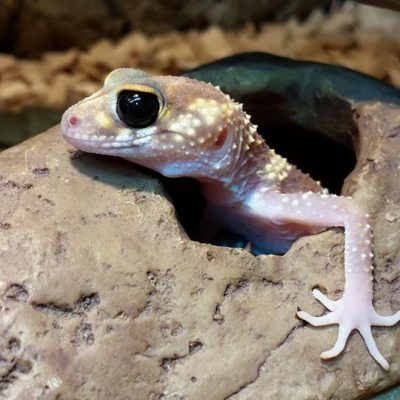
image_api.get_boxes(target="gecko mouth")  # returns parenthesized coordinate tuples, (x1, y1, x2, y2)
(63, 134, 141, 150)
(63, 130, 184, 151)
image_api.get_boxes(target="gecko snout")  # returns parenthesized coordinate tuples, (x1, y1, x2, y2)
(61, 111, 80, 132)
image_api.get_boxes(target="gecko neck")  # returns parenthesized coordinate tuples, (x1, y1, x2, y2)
(200, 127, 288, 207)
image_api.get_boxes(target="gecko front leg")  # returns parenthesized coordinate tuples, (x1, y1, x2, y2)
(246, 190, 400, 370)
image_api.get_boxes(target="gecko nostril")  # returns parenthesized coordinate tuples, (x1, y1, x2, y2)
(68, 115, 79, 127)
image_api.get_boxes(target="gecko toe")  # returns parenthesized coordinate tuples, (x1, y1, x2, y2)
(297, 310, 338, 326)
(320, 323, 352, 359)
(312, 289, 340, 311)
(372, 310, 400, 327)
(359, 325, 390, 370)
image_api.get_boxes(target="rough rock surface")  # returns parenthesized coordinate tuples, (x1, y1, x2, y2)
(0, 103, 399, 399)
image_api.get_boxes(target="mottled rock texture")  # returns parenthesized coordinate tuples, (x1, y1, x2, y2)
(0, 103, 399, 399)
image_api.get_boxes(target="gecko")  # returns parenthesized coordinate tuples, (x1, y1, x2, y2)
(61, 68, 400, 370)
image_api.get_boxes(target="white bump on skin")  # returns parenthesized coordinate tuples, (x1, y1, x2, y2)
(193, 118, 201, 127)
(116, 129, 133, 141)
(168, 113, 198, 135)
(172, 134, 184, 143)
(188, 98, 224, 126)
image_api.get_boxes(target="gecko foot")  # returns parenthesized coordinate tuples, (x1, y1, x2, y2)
(297, 288, 400, 370)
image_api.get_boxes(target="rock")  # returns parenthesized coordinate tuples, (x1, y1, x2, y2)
(0, 100, 400, 398)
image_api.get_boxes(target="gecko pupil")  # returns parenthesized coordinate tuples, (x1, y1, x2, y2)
(117, 90, 160, 128)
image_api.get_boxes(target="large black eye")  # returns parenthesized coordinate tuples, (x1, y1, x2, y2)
(116, 90, 160, 128)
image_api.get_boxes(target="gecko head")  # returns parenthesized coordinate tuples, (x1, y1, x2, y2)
(61, 68, 244, 179)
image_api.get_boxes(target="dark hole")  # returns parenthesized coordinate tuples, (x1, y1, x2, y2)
(162, 125, 356, 253)
(264, 125, 355, 194)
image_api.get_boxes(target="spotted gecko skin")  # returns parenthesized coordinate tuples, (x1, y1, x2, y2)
(61, 68, 400, 370)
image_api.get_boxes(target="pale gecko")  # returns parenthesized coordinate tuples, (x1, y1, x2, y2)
(61, 68, 400, 370)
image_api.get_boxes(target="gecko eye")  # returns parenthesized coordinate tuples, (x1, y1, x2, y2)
(117, 90, 160, 128)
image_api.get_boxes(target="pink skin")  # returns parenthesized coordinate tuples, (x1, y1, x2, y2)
(61, 68, 400, 370)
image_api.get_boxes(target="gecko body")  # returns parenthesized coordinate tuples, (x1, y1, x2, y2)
(61, 68, 400, 369)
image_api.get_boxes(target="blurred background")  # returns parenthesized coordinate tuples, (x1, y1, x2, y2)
(0, 0, 399, 150)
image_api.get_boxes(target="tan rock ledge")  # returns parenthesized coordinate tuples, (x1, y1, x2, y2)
(0, 104, 399, 399)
